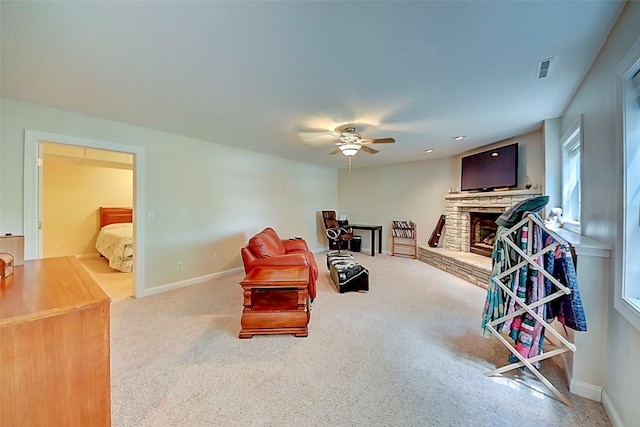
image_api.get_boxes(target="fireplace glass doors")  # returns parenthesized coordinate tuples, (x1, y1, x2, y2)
(469, 212, 500, 257)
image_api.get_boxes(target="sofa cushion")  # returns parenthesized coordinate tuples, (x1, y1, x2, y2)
(242, 228, 319, 300)
(261, 227, 287, 254)
(282, 238, 309, 253)
(248, 232, 283, 257)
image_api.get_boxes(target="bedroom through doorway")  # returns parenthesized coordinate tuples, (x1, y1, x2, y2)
(41, 142, 134, 300)
(23, 130, 145, 299)
(38, 142, 133, 302)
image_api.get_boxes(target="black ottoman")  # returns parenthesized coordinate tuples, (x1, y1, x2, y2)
(326, 251, 369, 293)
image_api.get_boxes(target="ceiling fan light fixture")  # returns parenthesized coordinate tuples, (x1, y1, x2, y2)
(339, 143, 361, 157)
(340, 134, 361, 144)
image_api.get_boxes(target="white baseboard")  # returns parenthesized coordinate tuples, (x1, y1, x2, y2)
(541, 325, 605, 403)
(548, 340, 604, 403)
(547, 346, 604, 403)
(140, 266, 244, 297)
(569, 378, 603, 402)
(602, 390, 625, 427)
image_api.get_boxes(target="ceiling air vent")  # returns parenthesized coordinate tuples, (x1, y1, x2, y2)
(537, 58, 553, 79)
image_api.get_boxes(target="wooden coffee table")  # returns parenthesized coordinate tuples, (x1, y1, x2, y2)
(239, 266, 310, 339)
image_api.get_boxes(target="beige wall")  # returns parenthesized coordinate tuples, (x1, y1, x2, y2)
(1, 98, 337, 292)
(43, 159, 133, 257)
(453, 130, 545, 193)
(337, 130, 544, 253)
(337, 157, 456, 252)
(559, 1, 640, 425)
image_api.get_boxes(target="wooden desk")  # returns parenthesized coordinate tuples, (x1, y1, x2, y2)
(349, 224, 383, 256)
(239, 266, 310, 339)
(0, 257, 111, 427)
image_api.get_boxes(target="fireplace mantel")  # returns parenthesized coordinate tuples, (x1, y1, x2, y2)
(444, 189, 542, 253)
(445, 189, 542, 200)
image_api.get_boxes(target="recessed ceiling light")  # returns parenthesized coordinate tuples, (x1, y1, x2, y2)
(424, 149, 434, 153)
(453, 136, 465, 141)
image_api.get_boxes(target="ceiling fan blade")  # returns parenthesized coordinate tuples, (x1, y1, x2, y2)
(297, 126, 333, 133)
(299, 133, 336, 144)
(360, 145, 379, 154)
(329, 148, 341, 155)
(362, 137, 395, 144)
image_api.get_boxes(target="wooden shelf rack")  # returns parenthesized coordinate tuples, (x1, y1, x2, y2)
(391, 220, 417, 258)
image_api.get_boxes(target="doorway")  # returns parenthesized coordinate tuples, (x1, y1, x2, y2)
(24, 130, 146, 298)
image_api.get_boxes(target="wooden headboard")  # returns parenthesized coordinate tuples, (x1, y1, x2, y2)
(99, 207, 133, 228)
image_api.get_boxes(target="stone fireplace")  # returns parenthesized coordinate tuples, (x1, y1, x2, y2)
(444, 190, 541, 256)
(418, 189, 542, 288)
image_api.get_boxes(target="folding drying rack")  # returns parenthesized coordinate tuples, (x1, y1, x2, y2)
(484, 213, 576, 407)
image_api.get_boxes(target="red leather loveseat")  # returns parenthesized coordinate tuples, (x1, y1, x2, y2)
(240, 227, 318, 300)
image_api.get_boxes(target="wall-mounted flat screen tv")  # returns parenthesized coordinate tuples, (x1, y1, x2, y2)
(460, 142, 518, 192)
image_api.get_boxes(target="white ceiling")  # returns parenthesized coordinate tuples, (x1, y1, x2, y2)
(1, 1, 626, 169)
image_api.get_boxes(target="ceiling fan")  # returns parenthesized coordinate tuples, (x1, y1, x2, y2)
(329, 125, 396, 157)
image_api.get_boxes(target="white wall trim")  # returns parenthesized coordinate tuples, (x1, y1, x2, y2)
(569, 378, 603, 402)
(560, 114, 583, 228)
(24, 130, 145, 298)
(560, 117, 581, 145)
(140, 266, 244, 297)
(602, 390, 625, 427)
(554, 228, 611, 258)
(543, 333, 603, 403)
(615, 35, 640, 332)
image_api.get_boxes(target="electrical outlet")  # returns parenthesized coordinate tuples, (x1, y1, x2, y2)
(212, 253, 218, 263)
(53, 243, 60, 251)
(177, 261, 183, 270)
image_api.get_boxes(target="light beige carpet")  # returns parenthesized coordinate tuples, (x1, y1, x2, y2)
(77, 255, 133, 303)
(109, 252, 610, 427)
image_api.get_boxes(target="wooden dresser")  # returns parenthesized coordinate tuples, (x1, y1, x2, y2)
(0, 256, 111, 427)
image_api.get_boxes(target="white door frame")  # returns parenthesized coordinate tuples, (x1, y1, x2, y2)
(24, 130, 145, 298)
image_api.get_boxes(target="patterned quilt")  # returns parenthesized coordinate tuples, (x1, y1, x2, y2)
(95, 223, 133, 273)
